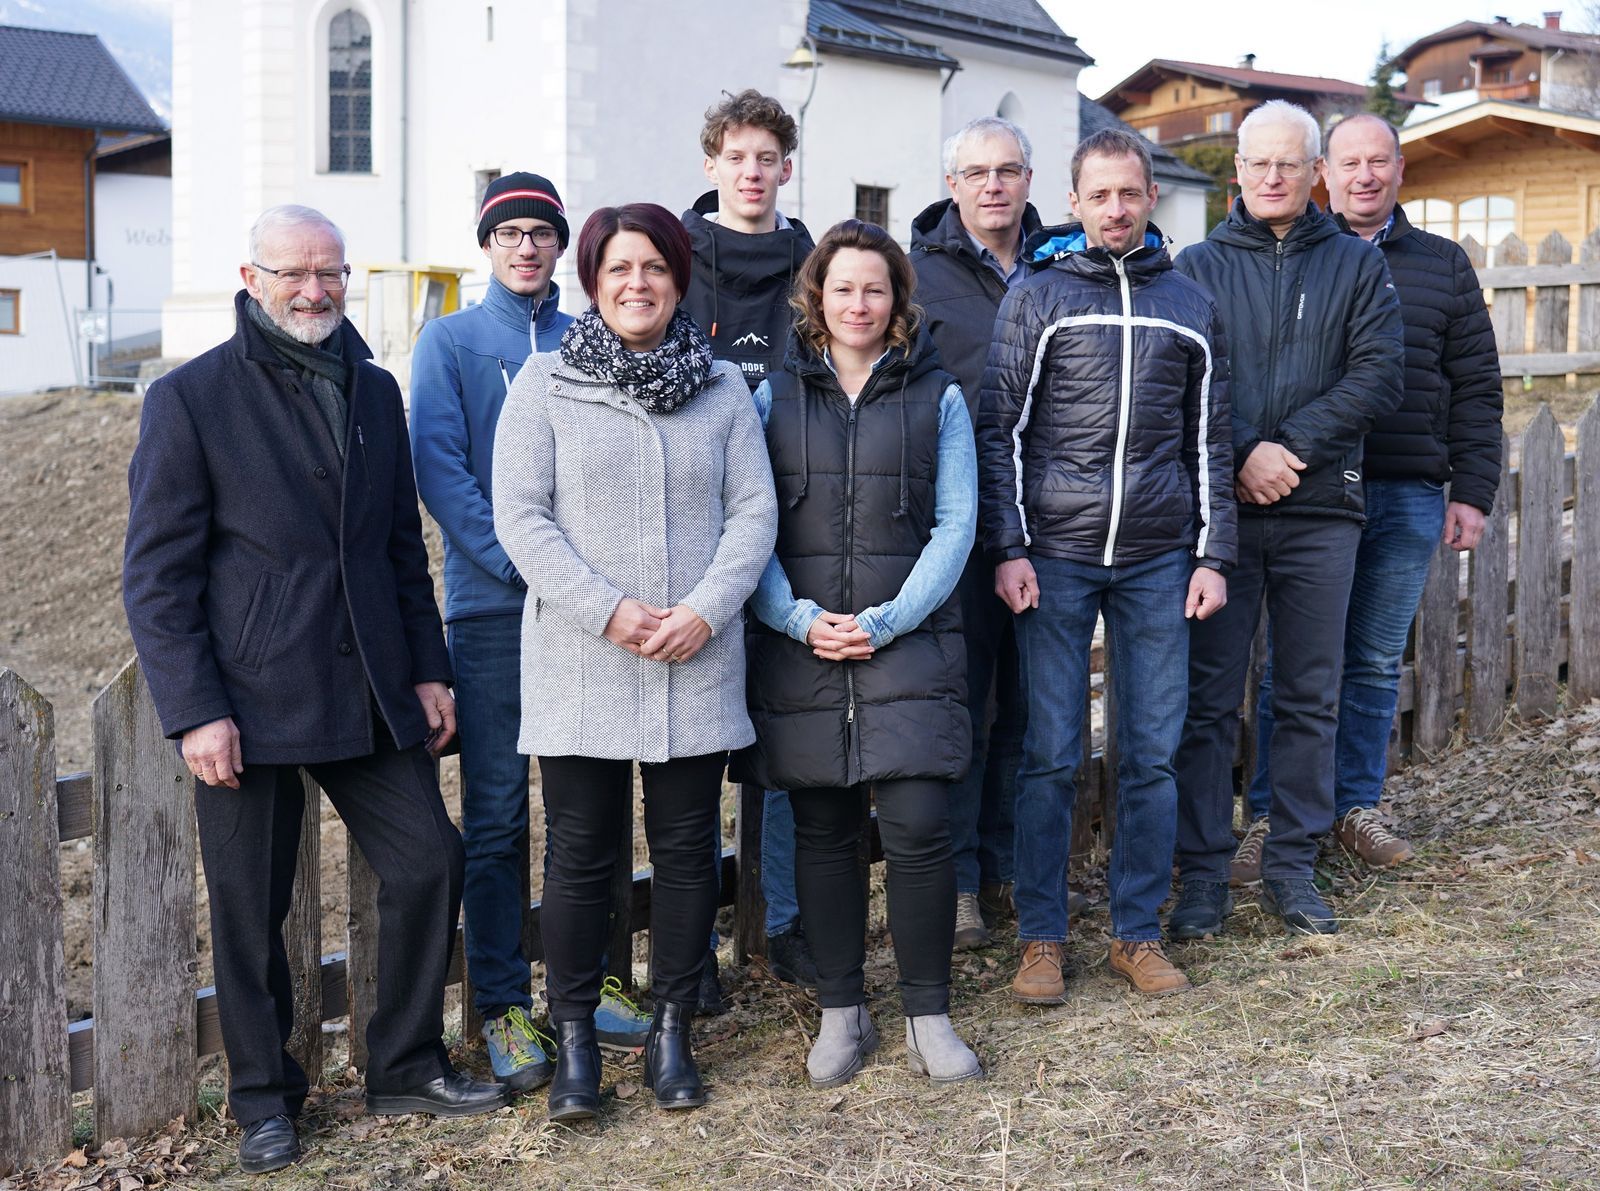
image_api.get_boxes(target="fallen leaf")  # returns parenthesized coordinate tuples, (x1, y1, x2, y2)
(1410, 1020, 1448, 1041)
(118, 1176, 141, 1191)
(63, 1149, 89, 1169)
(614, 1079, 640, 1101)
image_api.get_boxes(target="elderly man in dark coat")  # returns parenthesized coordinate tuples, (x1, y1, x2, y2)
(122, 204, 506, 1176)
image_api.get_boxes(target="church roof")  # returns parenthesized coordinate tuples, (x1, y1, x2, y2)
(811, 0, 958, 69)
(837, 0, 1092, 65)
(0, 25, 165, 133)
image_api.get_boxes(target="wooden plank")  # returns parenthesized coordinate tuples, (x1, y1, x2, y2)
(54, 771, 92, 841)
(1239, 603, 1269, 814)
(283, 773, 323, 1083)
(345, 832, 379, 1072)
(91, 659, 197, 1142)
(1414, 535, 1461, 756)
(1474, 259, 1600, 289)
(1099, 626, 1119, 849)
(1577, 232, 1600, 355)
(0, 672, 72, 1177)
(1490, 234, 1528, 357)
(1458, 235, 1486, 270)
(735, 783, 766, 962)
(1068, 681, 1095, 865)
(1516, 407, 1564, 718)
(1570, 400, 1600, 703)
(1497, 351, 1600, 377)
(1533, 232, 1573, 355)
(1465, 448, 1510, 739)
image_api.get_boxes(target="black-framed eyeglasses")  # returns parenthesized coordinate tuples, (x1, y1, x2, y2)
(491, 226, 561, 249)
(956, 164, 1027, 187)
(252, 263, 352, 290)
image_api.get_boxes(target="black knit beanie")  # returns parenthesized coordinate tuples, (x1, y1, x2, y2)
(477, 172, 569, 247)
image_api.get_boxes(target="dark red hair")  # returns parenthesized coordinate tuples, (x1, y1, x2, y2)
(574, 203, 692, 303)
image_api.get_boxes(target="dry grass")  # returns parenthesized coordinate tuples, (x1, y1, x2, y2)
(10, 705, 1599, 1191)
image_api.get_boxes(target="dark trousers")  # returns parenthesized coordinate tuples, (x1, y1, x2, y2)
(195, 733, 465, 1126)
(790, 780, 955, 1017)
(537, 752, 725, 1021)
(1175, 514, 1362, 883)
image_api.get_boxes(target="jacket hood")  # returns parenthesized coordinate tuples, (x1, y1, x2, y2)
(682, 190, 813, 298)
(1021, 221, 1172, 285)
(1207, 196, 1340, 250)
(910, 197, 1044, 262)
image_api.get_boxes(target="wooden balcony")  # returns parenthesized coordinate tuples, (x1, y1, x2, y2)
(1478, 79, 1540, 103)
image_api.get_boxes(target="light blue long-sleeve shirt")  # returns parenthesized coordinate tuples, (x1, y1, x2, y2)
(749, 376, 977, 649)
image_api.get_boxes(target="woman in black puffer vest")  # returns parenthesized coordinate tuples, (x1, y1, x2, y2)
(742, 220, 981, 1088)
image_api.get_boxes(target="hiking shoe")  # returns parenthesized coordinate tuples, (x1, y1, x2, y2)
(595, 975, 652, 1050)
(1261, 877, 1338, 935)
(695, 950, 727, 1017)
(1230, 817, 1270, 886)
(481, 1005, 556, 1093)
(1010, 940, 1067, 1004)
(953, 892, 992, 950)
(1336, 807, 1415, 868)
(767, 924, 821, 988)
(1167, 879, 1233, 940)
(1108, 940, 1190, 996)
(977, 881, 1014, 925)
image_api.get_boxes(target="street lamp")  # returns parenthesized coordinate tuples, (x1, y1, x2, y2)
(783, 35, 821, 223)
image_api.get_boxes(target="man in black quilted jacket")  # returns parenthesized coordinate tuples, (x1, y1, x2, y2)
(1234, 114, 1502, 879)
(1170, 101, 1405, 938)
(977, 128, 1234, 1003)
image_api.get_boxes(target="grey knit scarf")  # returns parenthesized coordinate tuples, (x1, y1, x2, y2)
(246, 298, 350, 457)
(558, 306, 713, 414)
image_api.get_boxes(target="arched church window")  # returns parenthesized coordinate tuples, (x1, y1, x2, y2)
(329, 9, 372, 173)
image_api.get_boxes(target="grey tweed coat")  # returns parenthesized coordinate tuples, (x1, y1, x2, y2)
(492, 351, 778, 762)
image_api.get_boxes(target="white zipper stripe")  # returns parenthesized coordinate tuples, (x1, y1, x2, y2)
(1104, 260, 1135, 566)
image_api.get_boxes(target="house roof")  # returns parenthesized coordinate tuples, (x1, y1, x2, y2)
(0, 25, 164, 133)
(1400, 98, 1600, 161)
(1077, 95, 1213, 187)
(1395, 19, 1600, 68)
(1098, 58, 1427, 113)
(837, 0, 1092, 65)
(811, 0, 958, 69)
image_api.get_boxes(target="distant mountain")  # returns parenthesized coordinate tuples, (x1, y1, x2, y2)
(0, 0, 171, 123)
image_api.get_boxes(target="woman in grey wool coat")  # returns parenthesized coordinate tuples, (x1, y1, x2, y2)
(491, 202, 777, 1122)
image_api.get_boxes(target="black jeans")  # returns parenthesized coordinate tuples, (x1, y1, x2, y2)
(790, 780, 955, 1017)
(537, 752, 726, 1021)
(195, 732, 465, 1126)
(1175, 513, 1362, 882)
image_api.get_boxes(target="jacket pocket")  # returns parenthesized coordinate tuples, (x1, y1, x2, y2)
(232, 571, 288, 672)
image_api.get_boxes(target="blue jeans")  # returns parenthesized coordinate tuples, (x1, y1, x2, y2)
(448, 613, 534, 1018)
(1248, 481, 1447, 821)
(1013, 550, 1192, 943)
(949, 548, 1024, 894)
(761, 790, 801, 935)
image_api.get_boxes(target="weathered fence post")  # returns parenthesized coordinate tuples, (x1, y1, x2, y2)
(1516, 407, 1563, 718)
(1577, 232, 1600, 387)
(284, 774, 323, 1082)
(1240, 604, 1269, 799)
(0, 672, 72, 1176)
(1414, 532, 1462, 756)
(1099, 631, 1119, 847)
(1534, 231, 1573, 356)
(1490, 234, 1528, 359)
(345, 836, 379, 1071)
(736, 783, 766, 962)
(1468, 441, 1513, 739)
(91, 659, 196, 1142)
(1569, 400, 1600, 703)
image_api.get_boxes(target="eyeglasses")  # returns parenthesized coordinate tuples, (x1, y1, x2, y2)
(252, 263, 352, 290)
(1237, 157, 1316, 179)
(491, 226, 561, 249)
(956, 164, 1027, 187)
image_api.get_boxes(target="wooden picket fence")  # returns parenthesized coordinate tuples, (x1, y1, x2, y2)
(1465, 227, 1600, 380)
(4, 396, 1600, 1177)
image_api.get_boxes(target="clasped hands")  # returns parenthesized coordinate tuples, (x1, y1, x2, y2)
(604, 598, 712, 664)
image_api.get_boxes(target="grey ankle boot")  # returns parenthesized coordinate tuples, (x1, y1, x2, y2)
(905, 1014, 982, 1084)
(807, 1004, 879, 1089)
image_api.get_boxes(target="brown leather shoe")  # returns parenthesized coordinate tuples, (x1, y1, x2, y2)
(1108, 940, 1190, 996)
(1011, 940, 1066, 1004)
(1230, 817, 1269, 886)
(1336, 807, 1414, 868)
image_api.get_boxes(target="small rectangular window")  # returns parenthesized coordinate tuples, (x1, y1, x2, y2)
(0, 163, 23, 206)
(855, 185, 889, 228)
(474, 169, 501, 219)
(1207, 111, 1234, 133)
(0, 289, 19, 334)
(1143, 125, 1160, 143)
(1423, 78, 1442, 97)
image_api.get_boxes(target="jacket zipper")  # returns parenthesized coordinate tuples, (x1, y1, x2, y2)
(1265, 239, 1285, 439)
(1103, 255, 1137, 566)
(843, 397, 860, 776)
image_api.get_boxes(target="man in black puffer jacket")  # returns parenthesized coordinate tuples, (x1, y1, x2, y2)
(977, 129, 1235, 1003)
(1239, 114, 1502, 876)
(1170, 101, 1405, 939)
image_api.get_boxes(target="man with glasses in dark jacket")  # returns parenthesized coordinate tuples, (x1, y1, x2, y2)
(1171, 101, 1405, 938)
(1231, 114, 1502, 882)
(910, 115, 1048, 951)
(978, 129, 1235, 1003)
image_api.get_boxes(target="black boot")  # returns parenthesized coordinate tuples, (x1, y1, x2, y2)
(643, 1001, 706, 1110)
(547, 1019, 603, 1122)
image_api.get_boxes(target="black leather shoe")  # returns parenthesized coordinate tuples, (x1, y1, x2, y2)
(643, 1001, 706, 1110)
(239, 1114, 299, 1174)
(766, 925, 820, 989)
(695, 951, 727, 1017)
(547, 1019, 603, 1122)
(365, 1070, 510, 1117)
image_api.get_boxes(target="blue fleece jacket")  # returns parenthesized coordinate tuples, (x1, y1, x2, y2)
(410, 276, 572, 622)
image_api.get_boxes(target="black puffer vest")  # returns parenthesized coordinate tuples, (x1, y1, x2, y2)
(739, 336, 970, 790)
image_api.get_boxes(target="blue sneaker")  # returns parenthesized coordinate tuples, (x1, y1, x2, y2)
(594, 975, 652, 1050)
(482, 1005, 555, 1093)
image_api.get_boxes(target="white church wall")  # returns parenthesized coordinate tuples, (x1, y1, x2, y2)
(1154, 180, 1209, 252)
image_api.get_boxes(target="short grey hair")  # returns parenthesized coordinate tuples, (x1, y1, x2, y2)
(1237, 100, 1321, 162)
(943, 116, 1032, 176)
(1325, 112, 1402, 158)
(248, 204, 346, 262)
